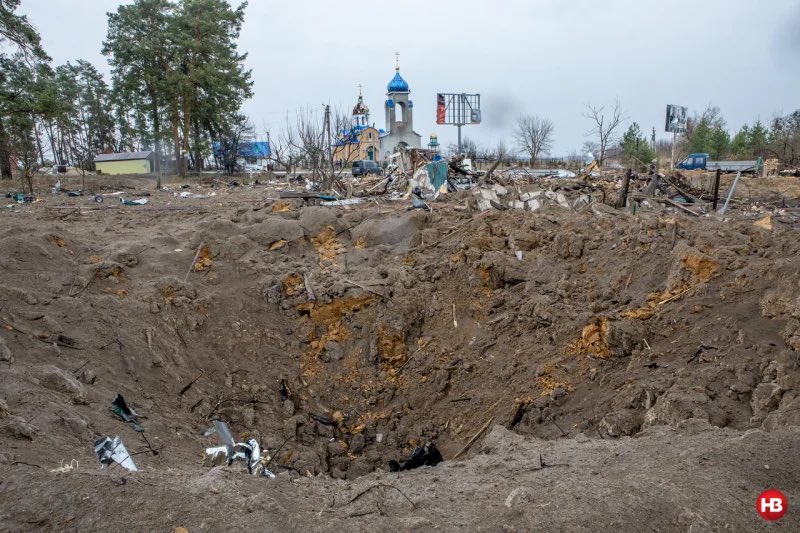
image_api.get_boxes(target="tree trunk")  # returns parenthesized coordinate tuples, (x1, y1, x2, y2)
(33, 118, 45, 167)
(0, 117, 13, 179)
(192, 117, 202, 172)
(182, 93, 192, 174)
(151, 94, 162, 189)
(171, 103, 184, 177)
(616, 169, 632, 209)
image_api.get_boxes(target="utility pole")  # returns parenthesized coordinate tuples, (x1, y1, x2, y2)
(652, 127, 657, 171)
(323, 104, 333, 180)
(670, 129, 676, 171)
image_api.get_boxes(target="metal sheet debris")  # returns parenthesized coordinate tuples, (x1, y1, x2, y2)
(204, 420, 276, 479)
(94, 436, 137, 472)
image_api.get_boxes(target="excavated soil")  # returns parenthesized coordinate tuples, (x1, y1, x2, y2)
(1, 174, 799, 531)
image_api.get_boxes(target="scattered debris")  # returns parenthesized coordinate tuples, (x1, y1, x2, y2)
(120, 198, 148, 206)
(94, 436, 137, 471)
(388, 442, 444, 472)
(204, 420, 276, 479)
(49, 459, 79, 474)
(111, 394, 144, 432)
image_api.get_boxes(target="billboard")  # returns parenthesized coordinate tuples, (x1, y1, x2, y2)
(436, 93, 481, 126)
(665, 105, 688, 133)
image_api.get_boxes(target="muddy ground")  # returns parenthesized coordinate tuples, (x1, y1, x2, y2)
(1, 173, 799, 531)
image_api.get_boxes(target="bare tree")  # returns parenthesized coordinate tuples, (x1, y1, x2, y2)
(583, 99, 624, 166)
(264, 116, 304, 177)
(514, 114, 554, 166)
(495, 140, 509, 162)
(291, 106, 356, 190)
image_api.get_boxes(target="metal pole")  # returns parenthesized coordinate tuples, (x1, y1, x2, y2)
(718, 171, 741, 215)
(712, 168, 721, 210)
(670, 129, 676, 170)
(457, 125, 462, 154)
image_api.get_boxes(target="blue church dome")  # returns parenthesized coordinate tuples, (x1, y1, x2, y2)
(387, 70, 409, 93)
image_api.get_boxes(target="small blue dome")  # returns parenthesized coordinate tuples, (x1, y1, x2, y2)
(387, 70, 409, 93)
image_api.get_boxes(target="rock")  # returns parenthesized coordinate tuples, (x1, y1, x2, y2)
(762, 394, 800, 430)
(520, 191, 543, 202)
(504, 487, 533, 508)
(59, 410, 90, 439)
(509, 200, 526, 210)
(345, 456, 372, 479)
(750, 383, 783, 422)
(282, 399, 296, 417)
(324, 341, 344, 361)
(729, 382, 752, 394)
(600, 410, 643, 437)
(527, 199, 542, 212)
(533, 396, 550, 409)
(492, 184, 508, 197)
(1, 415, 38, 439)
(553, 234, 584, 259)
(327, 440, 346, 457)
(351, 212, 426, 248)
(644, 389, 717, 427)
(476, 188, 499, 202)
(299, 207, 339, 237)
(245, 218, 305, 246)
(0, 398, 9, 417)
(591, 203, 621, 217)
(550, 387, 567, 400)
(349, 433, 366, 454)
(220, 234, 256, 260)
(0, 335, 12, 363)
(477, 197, 495, 211)
(39, 365, 87, 404)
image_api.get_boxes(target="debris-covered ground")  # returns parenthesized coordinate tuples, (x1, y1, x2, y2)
(1, 173, 799, 531)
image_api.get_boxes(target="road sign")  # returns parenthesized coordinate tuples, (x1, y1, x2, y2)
(665, 104, 687, 133)
(437, 93, 481, 126)
(436, 93, 481, 153)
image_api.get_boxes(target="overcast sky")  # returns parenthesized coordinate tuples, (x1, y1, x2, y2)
(18, 0, 800, 155)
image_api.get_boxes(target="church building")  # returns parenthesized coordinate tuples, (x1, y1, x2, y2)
(333, 59, 423, 166)
(332, 89, 383, 164)
(381, 60, 422, 160)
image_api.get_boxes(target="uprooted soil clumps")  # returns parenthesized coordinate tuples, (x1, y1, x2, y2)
(1, 175, 799, 530)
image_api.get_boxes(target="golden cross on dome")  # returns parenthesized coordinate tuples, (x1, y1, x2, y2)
(395, 51, 400, 70)
(357, 83, 362, 96)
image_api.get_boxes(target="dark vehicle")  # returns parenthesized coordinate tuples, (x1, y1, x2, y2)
(352, 160, 382, 177)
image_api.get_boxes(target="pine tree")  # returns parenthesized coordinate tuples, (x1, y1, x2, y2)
(104, 0, 252, 180)
(619, 122, 655, 170)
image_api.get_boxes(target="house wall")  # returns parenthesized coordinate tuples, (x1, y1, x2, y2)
(333, 127, 381, 163)
(95, 159, 152, 175)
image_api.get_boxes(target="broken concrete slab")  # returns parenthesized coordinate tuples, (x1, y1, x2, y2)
(492, 184, 509, 197)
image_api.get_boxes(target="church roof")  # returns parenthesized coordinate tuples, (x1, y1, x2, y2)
(333, 125, 386, 146)
(387, 69, 409, 93)
(352, 95, 369, 115)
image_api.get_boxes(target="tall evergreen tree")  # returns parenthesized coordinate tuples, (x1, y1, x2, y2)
(684, 106, 730, 159)
(104, 0, 252, 180)
(104, 0, 176, 186)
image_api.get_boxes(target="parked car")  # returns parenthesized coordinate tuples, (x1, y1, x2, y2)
(241, 163, 264, 173)
(352, 160, 382, 177)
